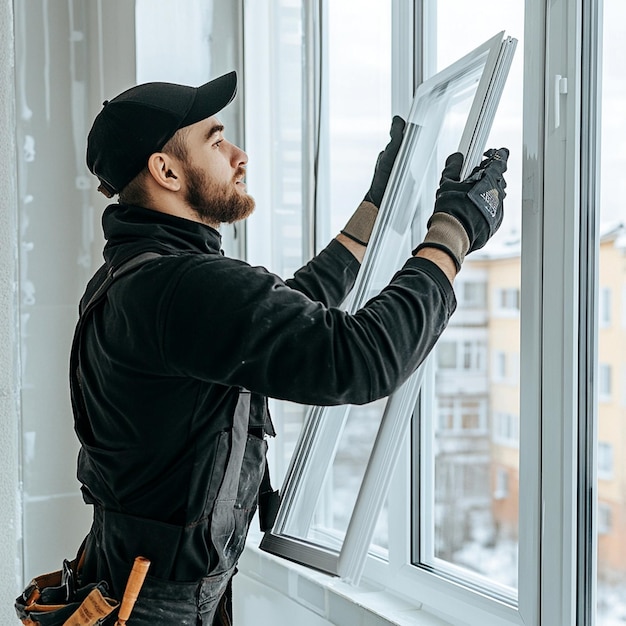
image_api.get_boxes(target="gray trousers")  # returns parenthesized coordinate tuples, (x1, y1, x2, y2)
(123, 567, 234, 625)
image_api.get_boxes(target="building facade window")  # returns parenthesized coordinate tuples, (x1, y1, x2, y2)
(599, 287, 612, 327)
(461, 280, 487, 309)
(598, 363, 612, 402)
(597, 503, 612, 535)
(493, 287, 520, 315)
(436, 339, 487, 372)
(597, 442, 614, 480)
(494, 350, 507, 381)
(494, 466, 510, 500)
(436, 398, 488, 433)
(493, 412, 520, 447)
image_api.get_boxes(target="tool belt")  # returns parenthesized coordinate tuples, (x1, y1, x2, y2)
(15, 542, 119, 626)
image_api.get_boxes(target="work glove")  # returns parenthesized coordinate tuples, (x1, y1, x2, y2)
(414, 148, 509, 270)
(341, 116, 406, 246)
(364, 115, 406, 207)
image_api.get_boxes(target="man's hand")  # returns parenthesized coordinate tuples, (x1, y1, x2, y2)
(414, 148, 509, 271)
(340, 116, 406, 249)
(364, 115, 406, 208)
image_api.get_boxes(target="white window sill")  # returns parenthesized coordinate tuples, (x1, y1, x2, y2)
(237, 534, 453, 626)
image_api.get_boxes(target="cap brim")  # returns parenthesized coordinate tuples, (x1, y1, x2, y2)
(181, 71, 238, 128)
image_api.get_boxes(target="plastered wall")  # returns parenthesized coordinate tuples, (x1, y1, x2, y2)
(2, 2, 244, 621)
(14, 1, 137, 585)
(0, 0, 21, 621)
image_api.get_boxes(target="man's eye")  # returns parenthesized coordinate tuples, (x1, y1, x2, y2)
(214, 140, 223, 148)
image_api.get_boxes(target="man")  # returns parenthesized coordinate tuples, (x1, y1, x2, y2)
(75, 70, 507, 624)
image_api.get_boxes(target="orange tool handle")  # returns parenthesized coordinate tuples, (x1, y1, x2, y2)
(115, 556, 151, 626)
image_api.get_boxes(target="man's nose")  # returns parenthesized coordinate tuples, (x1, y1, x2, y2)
(231, 143, 248, 167)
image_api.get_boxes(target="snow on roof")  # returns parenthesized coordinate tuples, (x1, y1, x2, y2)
(601, 221, 626, 248)
(471, 230, 521, 260)
(469, 221, 626, 260)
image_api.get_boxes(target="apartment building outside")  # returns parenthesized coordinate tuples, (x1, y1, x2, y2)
(434, 225, 626, 590)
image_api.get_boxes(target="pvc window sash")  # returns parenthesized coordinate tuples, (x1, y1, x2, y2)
(364, 1, 586, 624)
(539, 0, 584, 623)
(261, 32, 517, 587)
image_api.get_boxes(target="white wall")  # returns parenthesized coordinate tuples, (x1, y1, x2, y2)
(3, 0, 246, 613)
(13, 0, 137, 585)
(0, 0, 21, 621)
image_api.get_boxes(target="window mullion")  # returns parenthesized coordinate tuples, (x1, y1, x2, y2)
(302, 0, 324, 258)
(515, 0, 545, 621)
(577, 0, 602, 622)
(539, 0, 583, 623)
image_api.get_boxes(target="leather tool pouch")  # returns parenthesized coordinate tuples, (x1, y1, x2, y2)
(15, 542, 119, 626)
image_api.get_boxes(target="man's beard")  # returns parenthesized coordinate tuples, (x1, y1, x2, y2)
(183, 162, 255, 226)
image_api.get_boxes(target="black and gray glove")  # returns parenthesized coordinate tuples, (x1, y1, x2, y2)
(414, 148, 509, 269)
(364, 115, 406, 207)
(341, 116, 406, 246)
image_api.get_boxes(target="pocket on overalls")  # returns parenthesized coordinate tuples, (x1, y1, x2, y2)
(101, 509, 183, 589)
(196, 568, 234, 625)
(122, 575, 200, 626)
(210, 434, 267, 572)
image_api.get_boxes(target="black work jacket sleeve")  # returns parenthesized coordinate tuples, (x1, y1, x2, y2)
(284, 239, 361, 307)
(159, 249, 456, 407)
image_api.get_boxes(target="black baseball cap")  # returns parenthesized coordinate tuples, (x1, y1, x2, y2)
(86, 71, 237, 197)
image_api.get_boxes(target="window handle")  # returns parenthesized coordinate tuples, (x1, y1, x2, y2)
(554, 74, 568, 129)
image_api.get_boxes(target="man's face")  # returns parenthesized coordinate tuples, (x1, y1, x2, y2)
(178, 116, 255, 226)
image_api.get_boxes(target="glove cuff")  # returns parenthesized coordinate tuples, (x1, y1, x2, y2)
(418, 212, 470, 268)
(340, 200, 379, 246)
(413, 242, 462, 272)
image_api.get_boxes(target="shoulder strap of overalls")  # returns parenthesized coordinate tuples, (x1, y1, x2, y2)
(79, 252, 164, 317)
(71, 252, 163, 508)
(73, 250, 164, 377)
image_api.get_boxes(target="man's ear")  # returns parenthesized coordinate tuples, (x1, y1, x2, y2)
(146, 153, 182, 192)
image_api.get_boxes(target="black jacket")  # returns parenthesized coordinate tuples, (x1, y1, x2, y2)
(74, 203, 455, 589)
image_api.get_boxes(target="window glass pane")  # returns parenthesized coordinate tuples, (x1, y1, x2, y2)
(245, 0, 305, 276)
(263, 30, 515, 577)
(321, 0, 392, 245)
(596, 1, 626, 622)
(280, 0, 392, 553)
(244, 0, 307, 487)
(306, 400, 384, 548)
(421, 0, 523, 593)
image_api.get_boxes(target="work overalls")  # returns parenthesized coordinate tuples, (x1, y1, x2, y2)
(72, 255, 278, 625)
(79, 389, 275, 625)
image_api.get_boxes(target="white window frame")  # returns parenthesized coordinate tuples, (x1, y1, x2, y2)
(260, 31, 517, 586)
(242, 0, 595, 623)
(539, 0, 586, 622)
(367, 0, 583, 622)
